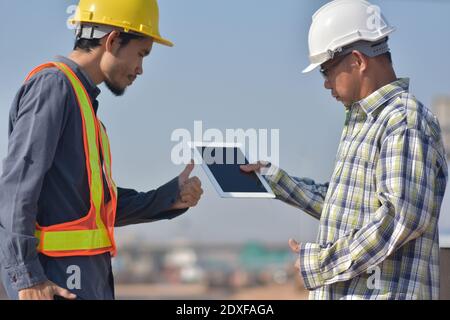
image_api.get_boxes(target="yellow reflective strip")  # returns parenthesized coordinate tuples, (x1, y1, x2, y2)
(40, 229, 112, 251)
(35, 230, 42, 249)
(55, 63, 105, 231)
(99, 124, 118, 198)
(99, 125, 111, 176)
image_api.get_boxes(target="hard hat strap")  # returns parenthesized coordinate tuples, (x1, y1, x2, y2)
(337, 37, 390, 59)
(76, 23, 146, 41)
(76, 24, 115, 40)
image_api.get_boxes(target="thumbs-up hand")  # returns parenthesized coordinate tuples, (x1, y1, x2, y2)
(171, 160, 203, 210)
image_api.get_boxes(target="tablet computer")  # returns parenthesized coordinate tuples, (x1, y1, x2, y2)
(190, 142, 275, 199)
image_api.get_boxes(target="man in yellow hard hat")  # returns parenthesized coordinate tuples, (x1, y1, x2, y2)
(0, 0, 203, 300)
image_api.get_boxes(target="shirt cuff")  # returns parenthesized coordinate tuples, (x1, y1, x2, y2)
(299, 242, 324, 290)
(262, 166, 290, 200)
(4, 258, 47, 291)
(262, 163, 282, 183)
(154, 177, 188, 219)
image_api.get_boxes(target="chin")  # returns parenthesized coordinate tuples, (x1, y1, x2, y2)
(105, 80, 127, 97)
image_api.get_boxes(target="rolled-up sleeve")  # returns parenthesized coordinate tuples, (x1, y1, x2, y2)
(0, 72, 69, 291)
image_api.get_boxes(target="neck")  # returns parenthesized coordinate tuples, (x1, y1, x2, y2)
(68, 50, 105, 85)
(359, 65, 397, 100)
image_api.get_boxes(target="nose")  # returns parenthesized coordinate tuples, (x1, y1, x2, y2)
(324, 78, 331, 90)
(136, 61, 143, 76)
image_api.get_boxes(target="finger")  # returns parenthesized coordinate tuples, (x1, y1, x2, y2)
(187, 198, 199, 207)
(186, 195, 200, 206)
(181, 194, 195, 204)
(188, 176, 201, 185)
(192, 192, 203, 203)
(182, 179, 203, 194)
(193, 177, 202, 188)
(180, 187, 199, 197)
(181, 199, 196, 208)
(240, 163, 262, 173)
(186, 180, 203, 194)
(180, 160, 195, 181)
(288, 238, 300, 253)
(180, 194, 200, 205)
(180, 183, 203, 203)
(54, 285, 77, 300)
(244, 161, 267, 172)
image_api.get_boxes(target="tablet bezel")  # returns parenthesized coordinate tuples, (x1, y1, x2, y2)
(189, 142, 276, 199)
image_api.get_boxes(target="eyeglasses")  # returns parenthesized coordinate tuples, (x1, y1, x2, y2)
(319, 53, 351, 79)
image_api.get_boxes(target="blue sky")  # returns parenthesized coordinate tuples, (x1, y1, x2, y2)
(0, 0, 449, 245)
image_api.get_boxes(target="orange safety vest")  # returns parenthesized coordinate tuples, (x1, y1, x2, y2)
(25, 62, 117, 257)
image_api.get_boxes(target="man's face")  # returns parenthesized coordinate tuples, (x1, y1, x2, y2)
(321, 53, 360, 107)
(102, 35, 154, 96)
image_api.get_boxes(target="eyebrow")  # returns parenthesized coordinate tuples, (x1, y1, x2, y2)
(142, 49, 151, 57)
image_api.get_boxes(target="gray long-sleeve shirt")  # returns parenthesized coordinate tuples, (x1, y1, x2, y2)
(0, 56, 187, 299)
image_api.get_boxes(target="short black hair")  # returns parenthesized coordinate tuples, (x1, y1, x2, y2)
(378, 51, 393, 64)
(74, 32, 145, 52)
(384, 51, 392, 64)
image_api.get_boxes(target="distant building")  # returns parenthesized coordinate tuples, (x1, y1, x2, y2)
(433, 97, 450, 299)
(432, 96, 450, 160)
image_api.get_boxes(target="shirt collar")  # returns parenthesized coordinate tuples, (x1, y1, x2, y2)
(54, 56, 101, 101)
(354, 78, 410, 116)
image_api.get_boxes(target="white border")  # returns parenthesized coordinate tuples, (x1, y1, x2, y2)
(189, 141, 276, 199)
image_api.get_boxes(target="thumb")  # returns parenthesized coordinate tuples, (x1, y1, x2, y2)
(288, 238, 300, 253)
(179, 160, 195, 181)
(53, 285, 77, 300)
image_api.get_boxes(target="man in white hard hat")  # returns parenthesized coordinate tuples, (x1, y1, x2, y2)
(242, 0, 448, 299)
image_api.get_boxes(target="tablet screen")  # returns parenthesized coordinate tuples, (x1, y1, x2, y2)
(198, 146, 268, 193)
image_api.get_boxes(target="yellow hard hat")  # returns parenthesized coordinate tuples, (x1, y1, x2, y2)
(70, 0, 173, 47)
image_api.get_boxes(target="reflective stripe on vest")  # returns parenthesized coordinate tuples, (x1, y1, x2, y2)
(25, 62, 117, 257)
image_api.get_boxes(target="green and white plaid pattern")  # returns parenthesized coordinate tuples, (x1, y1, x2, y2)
(265, 79, 448, 299)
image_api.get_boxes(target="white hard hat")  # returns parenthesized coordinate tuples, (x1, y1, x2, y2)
(303, 0, 396, 73)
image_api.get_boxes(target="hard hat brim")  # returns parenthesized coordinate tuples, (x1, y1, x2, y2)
(302, 63, 321, 74)
(152, 35, 174, 47)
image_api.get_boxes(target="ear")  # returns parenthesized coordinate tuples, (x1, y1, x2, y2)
(104, 30, 121, 54)
(351, 50, 368, 73)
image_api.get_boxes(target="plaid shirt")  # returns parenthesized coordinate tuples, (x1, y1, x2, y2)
(265, 79, 448, 299)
